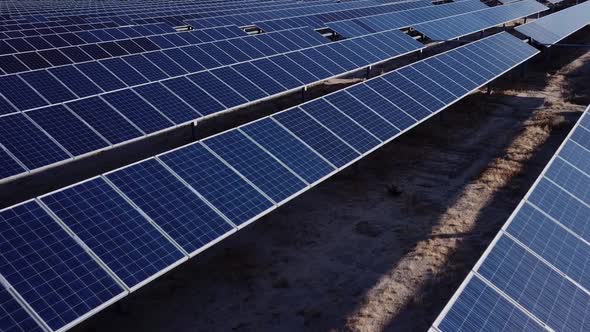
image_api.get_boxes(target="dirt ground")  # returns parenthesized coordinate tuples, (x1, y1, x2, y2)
(74, 36, 590, 332)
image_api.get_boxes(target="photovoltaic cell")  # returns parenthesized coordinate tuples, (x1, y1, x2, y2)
(0, 200, 125, 331)
(66, 97, 143, 144)
(188, 71, 248, 109)
(27, 105, 109, 156)
(101, 90, 173, 134)
(438, 276, 544, 332)
(162, 76, 225, 116)
(241, 118, 335, 184)
(210, 67, 267, 102)
(20, 70, 76, 104)
(106, 159, 234, 256)
(273, 108, 359, 168)
(41, 177, 185, 289)
(204, 130, 307, 203)
(0, 75, 47, 111)
(49, 66, 103, 98)
(0, 285, 44, 332)
(159, 143, 274, 226)
(0, 114, 69, 170)
(133, 83, 200, 124)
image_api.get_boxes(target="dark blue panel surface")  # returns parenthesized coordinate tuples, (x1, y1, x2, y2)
(559, 139, 590, 175)
(159, 143, 274, 226)
(102, 90, 173, 134)
(301, 99, 379, 153)
(49, 66, 103, 98)
(0, 114, 69, 169)
(41, 177, 185, 289)
(545, 158, 590, 205)
(205, 130, 307, 202)
(162, 76, 225, 116)
(571, 126, 590, 151)
(211, 67, 267, 102)
(251, 58, 302, 89)
(0, 75, 47, 111)
(528, 178, 590, 242)
(21, 70, 76, 104)
(67, 97, 143, 144)
(507, 203, 590, 290)
(76, 62, 126, 92)
(0, 285, 44, 332)
(478, 235, 590, 332)
(273, 108, 359, 168)
(122, 54, 168, 81)
(188, 71, 247, 109)
(325, 92, 399, 141)
(0, 201, 124, 331)
(28, 105, 108, 156)
(134, 83, 200, 124)
(232, 62, 286, 95)
(101, 58, 148, 86)
(0, 148, 26, 179)
(367, 78, 431, 120)
(181, 45, 221, 69)
(107, 159, 234, 255)
(438, 276, 544, 332)
(269, 55, 318, 84)
(143, 52, 187, 77)
(162, 48, 205, 73)
(241, 118, 334, 184)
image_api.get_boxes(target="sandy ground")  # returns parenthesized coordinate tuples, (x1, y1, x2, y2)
(74, 35, 590, 332)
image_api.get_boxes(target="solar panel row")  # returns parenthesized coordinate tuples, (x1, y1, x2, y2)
(413, 0, 548, 41)
(432, 104, 590, 332)
(0, 29, 423, 181)
(0, 20, 119, 39)
(0, 24, 244, 57)
(251, 0, 434, 32)
(0, 32, 539, 332)
(516, 0, 590, 46)
(0, 25, 247, 75)
(326, 0, 488, 38)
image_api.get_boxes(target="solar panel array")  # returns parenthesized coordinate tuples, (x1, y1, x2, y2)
(413, 0, 548, 41)
(0, 26, 425, 182)
(326, 0, 488, 38)
(0, 32, 539, 332)
(431, 104, 590, 332)
(516, 0, 590, 46)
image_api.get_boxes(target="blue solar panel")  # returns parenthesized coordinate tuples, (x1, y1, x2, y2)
(196, 43, 234, 66)
(27, 105, 109, 156)
(187, 71, 248, 109)
(478, 235, 590, 332)
(14, 53, 50, 71)
(101, 90, 173, 134)
(423, 58, 479, 92)
(76, 62, 126, 92)
(0, 75, 47, 111)
(300, 99, 379, 153)
(250, 58, 302, 89)
(162, 48, 205, 73)
(106, 159, 234, 256)
(571, 126, 590, 151)
(66, 97, 143, 144)
(133, 83, 200, 124)
(345, 84, 417, 131)
(101, 58, 149, 86)
(0, 200, 125, 331)
(159, 143, 274, 226)
(0, 114, 70, 170)
(162, 76, 225, 116)
(559, 139, 590, 175)
(0, 55, 28, 75)
(411, 61, 468, 98)
(41, 177, 185, 289)
(545, 158, 590, 205)
(324, 91, 399, 141)
(143, 52, 187, 77)
(437, 54, 488, 86)
(366, 78, 430, 120)
(300, 48, 345, 75)
(383, 72, 445, 112)
(528, 178, 590, 243)
(122, 54, 169, 81)
(269, 55, 318, 84)
(20, 70, 77, 104)
(232, 62, 286, 95)
(273, 107, 359, 168)
(210, 67, 267, 102)
(181, 45, 222, 69)
(507, 203, 590, 290)
(0, 284, 44, 332)
(286, 52, 332, 80)
(204, 130, 307, 203)
(0, 147, 26, 179)
(438, 276, 545, 332)
(214, 40, 251, 62)
(48, 66, 103, 98)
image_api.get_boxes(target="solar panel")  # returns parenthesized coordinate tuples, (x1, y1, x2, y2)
(20, 70, 76, 104)
(432, 106, 590, 332)
(158, 143, 274, 226)
(0, 75, 47, 111)
(105, 159, 235, 256)
(133, 83, 200, 124)
(516, 1, 590, 46)
(0, 283, 44, 332)
(40, 177, 186, 289)
(204, 130, 307, 203)
(0, 200, 126, 331)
